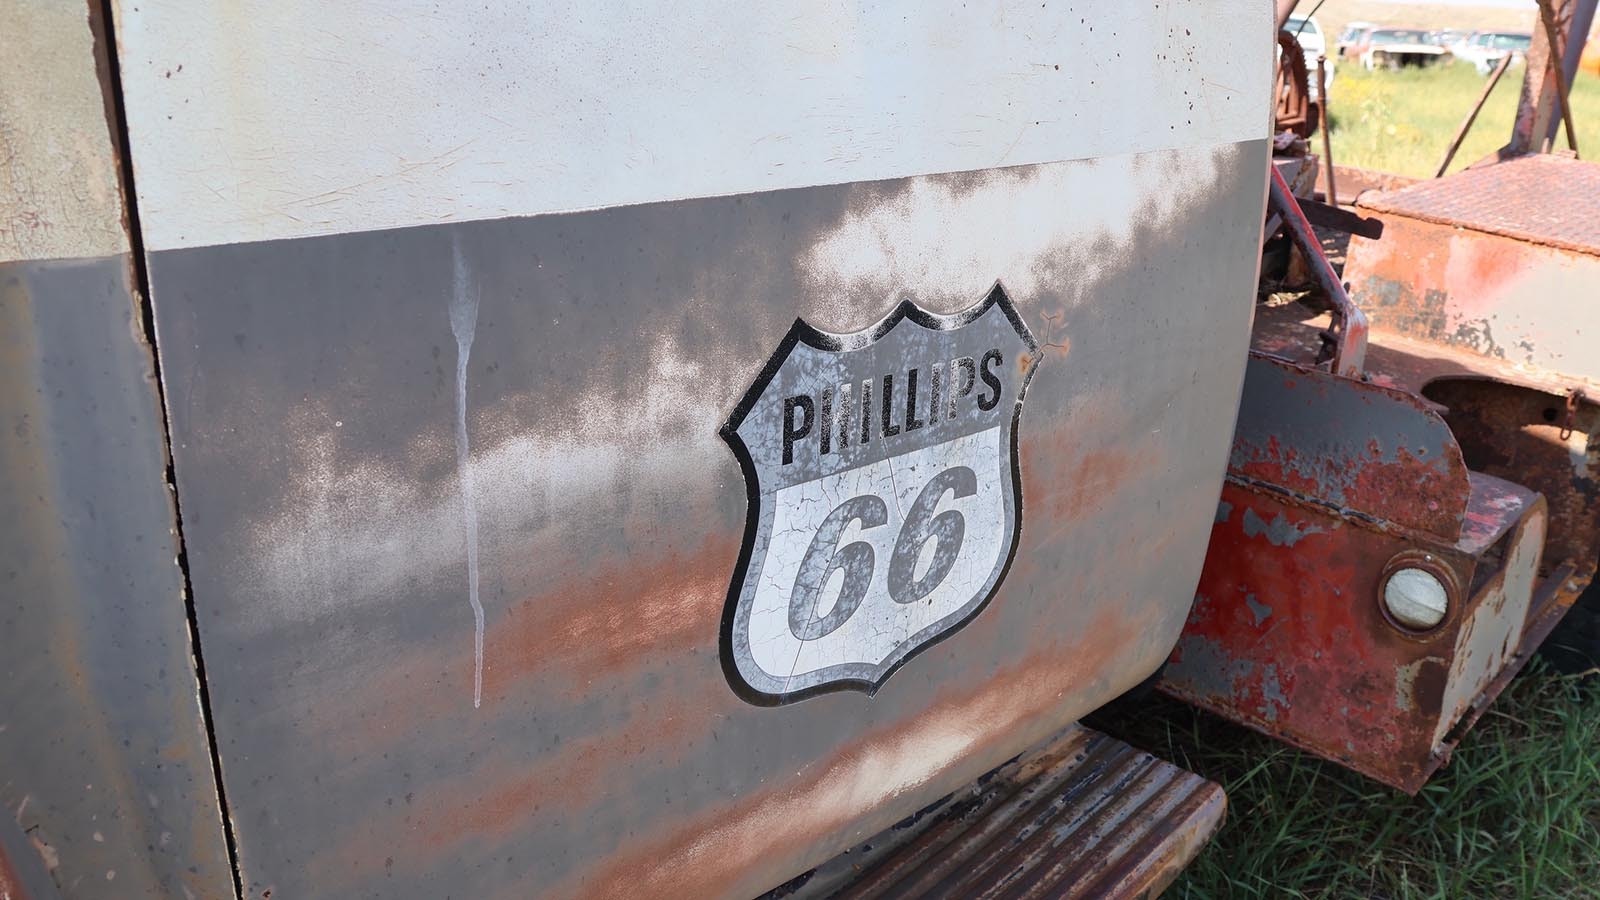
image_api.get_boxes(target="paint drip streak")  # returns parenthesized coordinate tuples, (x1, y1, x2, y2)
(449, 234, 484, 708)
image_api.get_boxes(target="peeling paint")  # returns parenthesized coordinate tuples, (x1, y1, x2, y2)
(1244, 593, 1271, 627)
(1240, 507, 1323, 547)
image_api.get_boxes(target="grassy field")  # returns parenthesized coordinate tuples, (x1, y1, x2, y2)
(1092, 664, 1600, 898)
(1326, 60, 1600, 177)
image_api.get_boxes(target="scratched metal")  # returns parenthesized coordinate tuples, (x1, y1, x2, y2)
(139, 141, 1270, 898)
(763, 723, 1225, 900)
(0, 257, 235, 899)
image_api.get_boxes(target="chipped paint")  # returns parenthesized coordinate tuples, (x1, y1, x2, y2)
(1240, 507, 1323, 547)
(1392, 656, 1445, 714)
(1245, 593, 1272, 626)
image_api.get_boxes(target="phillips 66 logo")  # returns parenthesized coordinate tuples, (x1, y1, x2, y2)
(719, 284, 1039, 704)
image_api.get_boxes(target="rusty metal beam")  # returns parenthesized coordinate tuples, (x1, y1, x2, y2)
(1318, 55, 1337, 203)
(1509, 0, 1597, 155)
(1437, 52, 1515, 177)
(1268, 165, 1368, 377)
(1276, 0, 1300, 31)
(1536, 0, 1582, 155)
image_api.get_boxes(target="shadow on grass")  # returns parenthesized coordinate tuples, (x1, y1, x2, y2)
(1088, 664, 1600, 899)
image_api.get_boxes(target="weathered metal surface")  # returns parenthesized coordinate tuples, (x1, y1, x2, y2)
(763, 724, 1225, 900)
(1343, 154, 1600, 596)
(0, 4, 235, 898)
(1422, 379, 1599, 581)
(1167, 470, 1547, 792)
(0, 258, 235, 900)
(1218, 98, 1600, 796)
(1344, 160, 1600, 381)
(1228, 356, 1468, 539)
(111, 2, 1273, 253)
(0, 1, 127, 264)
(0, 808, 59, 900)
(1356, 154, 1600, 256)
(1164, 355, 1557, 792)
(134, 141, 1269, 898)
(98, 4, 1274, 894)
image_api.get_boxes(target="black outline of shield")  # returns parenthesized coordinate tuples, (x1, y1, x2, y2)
(718, 282, 1041, 706)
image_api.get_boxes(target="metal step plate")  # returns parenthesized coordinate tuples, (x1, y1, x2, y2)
(765, 724, 1225, 900)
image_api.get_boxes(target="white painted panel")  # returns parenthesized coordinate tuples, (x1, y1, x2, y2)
(2, 2, 128, 262)
(113, 0, 1272, 251)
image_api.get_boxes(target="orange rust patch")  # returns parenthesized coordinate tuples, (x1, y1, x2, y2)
(481, 534, 736, 700)
(1018, 419, 1158, 540)
(418, 689, 711, 845)
(550, 604, 1148, 900)
(306, 533, 738, 760)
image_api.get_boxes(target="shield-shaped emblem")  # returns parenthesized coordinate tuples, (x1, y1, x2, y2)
(720, 284, 1040, 704)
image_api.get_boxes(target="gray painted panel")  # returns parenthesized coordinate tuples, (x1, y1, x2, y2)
(0, 256, 233, 899)
(147, 142, 1269, 898)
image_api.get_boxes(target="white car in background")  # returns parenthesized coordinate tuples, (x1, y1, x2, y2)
(1286, 14, 1335, 98)
(1453, 31, 1534, 75)
(1355, 27, 1452, 70)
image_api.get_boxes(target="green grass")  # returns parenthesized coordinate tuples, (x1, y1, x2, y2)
(1091, 665, 1600, 898)
(1326, 62, 1600, 178)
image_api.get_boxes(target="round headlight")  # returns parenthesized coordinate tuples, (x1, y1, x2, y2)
(1383, 567, 1450, 631)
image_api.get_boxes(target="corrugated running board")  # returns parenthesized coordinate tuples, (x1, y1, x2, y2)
(764, 723, 1226, 900)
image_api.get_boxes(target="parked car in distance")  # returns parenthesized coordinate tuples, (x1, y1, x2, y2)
(1353, 28, 1451, 70)
(1453, 31, 1533, 75)
(1337, 21, 1376, 59)
(1285, 14, 1334, 97)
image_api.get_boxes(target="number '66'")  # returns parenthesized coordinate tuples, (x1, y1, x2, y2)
(788, 466, 978, 640)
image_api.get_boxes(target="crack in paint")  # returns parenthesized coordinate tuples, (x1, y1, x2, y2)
(449, 233, 485, 709)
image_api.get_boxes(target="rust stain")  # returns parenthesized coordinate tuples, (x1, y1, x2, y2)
(480, 534, 737, 700)
(421, 690, 709, 843)
(551, 604, 1148, 900)
(308, 533, 738, 758)
(1018, 408, 1161, 536)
